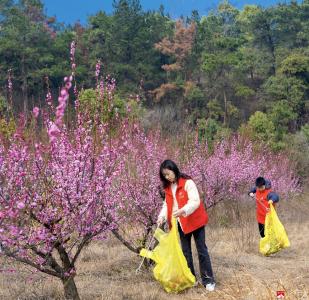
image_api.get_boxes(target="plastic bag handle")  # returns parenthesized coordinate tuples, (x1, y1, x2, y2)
(135, 225, 158, 274)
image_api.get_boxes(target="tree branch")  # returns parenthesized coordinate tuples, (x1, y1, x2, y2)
(1, 245, 62, 278)
(71, 233, 92, 266)
(29, 245, 63, 274)
(111, 229, 139, 254)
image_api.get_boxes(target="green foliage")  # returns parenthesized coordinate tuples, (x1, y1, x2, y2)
(301, 124, 309, 140)
(207, 99, 223, 121)
(234, 85, 255, 98)
(185, 85, 204, 102)
(285, 124, 309, 178)
(270, 100, 298, 139)
(0, 0, 55, 100)
(78, 88, 143, 123)
(279, 52, 309, 76)
(197, 117, 232, 150)
(85, 0, 172, 93)
(0, 94, 8, 116)
(184, 85, 206, 117)
(0, 118, 16, 139)
(78, 89, 98, 115)
(247, 111, 275, 143)
(263, 75, 307, 111)
(0, 0, 309, 149)
(197, 118, 219, 143)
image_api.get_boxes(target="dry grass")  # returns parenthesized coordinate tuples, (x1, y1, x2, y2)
(0, 194, 309, 300)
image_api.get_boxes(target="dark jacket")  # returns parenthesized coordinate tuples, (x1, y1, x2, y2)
(248, 180, 279, 202)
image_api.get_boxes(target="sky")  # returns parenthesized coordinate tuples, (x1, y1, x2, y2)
(42, 0, 288, 24)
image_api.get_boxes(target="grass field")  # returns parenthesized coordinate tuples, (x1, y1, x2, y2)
(1, 194, 308, 300)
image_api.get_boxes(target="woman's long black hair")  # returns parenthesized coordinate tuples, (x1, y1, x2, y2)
(159, 159, 191, 189)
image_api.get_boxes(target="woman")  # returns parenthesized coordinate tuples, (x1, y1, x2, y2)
(157, 159, 216, 291)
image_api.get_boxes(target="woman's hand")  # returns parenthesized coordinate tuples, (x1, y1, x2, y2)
(173, 208, 186, 218)
(157, 217, 165, 227)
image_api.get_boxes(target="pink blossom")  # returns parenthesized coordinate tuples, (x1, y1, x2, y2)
(95, 60, 101, 78)
(0, 40, 301, 298)
(32, 107, 40, 118)
(60, 89, 67, 97)
(47, 123, 60, 142)
(17, 202, 25, 209)
(46, 92, 52, 105)
(65, 82, 72, 89)
(0, 78, 127, 290)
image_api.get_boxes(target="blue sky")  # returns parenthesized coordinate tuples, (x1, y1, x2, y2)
(42, 0, 288, 24)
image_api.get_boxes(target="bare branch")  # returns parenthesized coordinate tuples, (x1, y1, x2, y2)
(71, 233, 92, 266)
(1, 245, 62, 278)
(111, 229, 139, 254)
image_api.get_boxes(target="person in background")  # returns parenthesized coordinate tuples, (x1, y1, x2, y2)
(249, 176, 279, 238)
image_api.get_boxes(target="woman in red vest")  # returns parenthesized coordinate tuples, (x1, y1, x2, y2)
(157, 160, 215, 291)
(249, 177, 280, 238)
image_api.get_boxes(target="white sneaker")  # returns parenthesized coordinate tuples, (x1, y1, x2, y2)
(205, 282, 216, 291)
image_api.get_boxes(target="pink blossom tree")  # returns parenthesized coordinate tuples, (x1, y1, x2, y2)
(184, 138, 300, 207)
(0, 38, 302, 299)
(0, 72, 126, 299)
(112, 126, 172, 253)
(110, 133, 300, 255)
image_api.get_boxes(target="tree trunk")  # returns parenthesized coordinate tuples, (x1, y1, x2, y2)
(62, 276, 80, 300)
(56, 245, 80, 299)
(265, 23, 276, 75)
(21, 54, 28, 115)
(223, 90, 227, 126)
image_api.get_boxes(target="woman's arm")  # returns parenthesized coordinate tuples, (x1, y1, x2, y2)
(157, 200, 167, 225)
(182, 180, 200, 217)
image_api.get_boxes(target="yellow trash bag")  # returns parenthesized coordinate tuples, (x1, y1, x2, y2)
(259, 203, 290, 256)
(140, 217, 196, 293)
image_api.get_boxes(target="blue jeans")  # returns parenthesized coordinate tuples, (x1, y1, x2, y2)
(178, 222, 215, 285)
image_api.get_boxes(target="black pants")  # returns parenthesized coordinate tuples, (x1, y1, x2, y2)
(178, 223, 215, 285)
(258, 223, 265, 238)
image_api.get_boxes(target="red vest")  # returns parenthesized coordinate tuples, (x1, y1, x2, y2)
(256, 189, 276, 224)
(165, 178, 208, 234)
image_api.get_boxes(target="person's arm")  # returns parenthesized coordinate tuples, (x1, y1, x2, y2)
(248, 186, 256, 198)
(267, 192, 279, 203)
(157, 200, 167, 226)
(181, 180, 201, 217)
